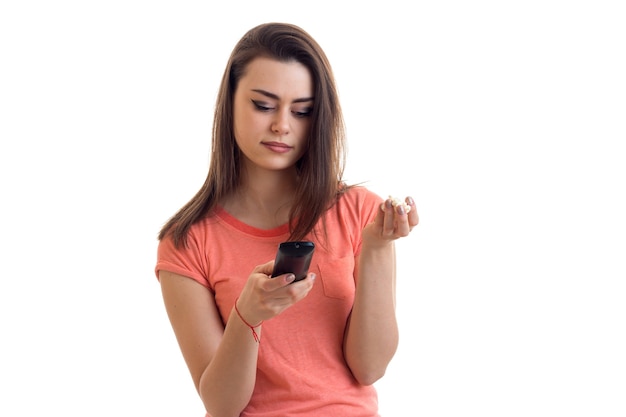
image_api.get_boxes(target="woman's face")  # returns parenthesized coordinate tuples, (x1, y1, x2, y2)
(233, 57, 314, 173)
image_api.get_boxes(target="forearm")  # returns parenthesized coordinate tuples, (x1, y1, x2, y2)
(344, 241, 399, 385)
(198, 308, 261, 417)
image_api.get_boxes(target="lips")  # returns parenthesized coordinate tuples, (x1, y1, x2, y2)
(262, 141, 293, 154)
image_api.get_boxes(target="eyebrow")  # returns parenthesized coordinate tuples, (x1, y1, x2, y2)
(251, 89, 314, 104)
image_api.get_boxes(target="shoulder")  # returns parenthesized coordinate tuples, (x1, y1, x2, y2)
(155, 216, 221, 289)
(316, 185, 382, 255)
(329, 185, 383, 226)
(339, 185, 383, 209)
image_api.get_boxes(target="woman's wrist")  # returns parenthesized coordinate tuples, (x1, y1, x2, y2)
(234, 298, 263, 343)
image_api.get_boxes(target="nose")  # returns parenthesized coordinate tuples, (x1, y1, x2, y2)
(271, 109, 290, 135)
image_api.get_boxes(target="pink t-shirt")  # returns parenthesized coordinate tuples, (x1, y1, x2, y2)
(155, 186, 384, 417)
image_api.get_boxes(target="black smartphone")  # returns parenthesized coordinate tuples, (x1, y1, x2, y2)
(271, 241, 315, 282)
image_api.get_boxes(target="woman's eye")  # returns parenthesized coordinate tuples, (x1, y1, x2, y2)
(251, 100, 311, 117)
(251, 100, 273, 112)
(293, 107, 313, 117)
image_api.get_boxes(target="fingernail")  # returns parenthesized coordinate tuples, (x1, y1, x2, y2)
(407, 196, 414, 206)
(385, 199, 393, 210)
(286, 274, 295, 283)
(396, 204, 405, 215)
(310, 273, 316, 282)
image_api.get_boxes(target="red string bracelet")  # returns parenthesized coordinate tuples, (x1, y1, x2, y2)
(234, 298, 262, 343)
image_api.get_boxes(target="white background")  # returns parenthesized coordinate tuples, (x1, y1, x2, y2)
(1, 1, 625, 416)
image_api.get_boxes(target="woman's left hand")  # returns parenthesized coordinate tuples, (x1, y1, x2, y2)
(362, 196, 419, 246)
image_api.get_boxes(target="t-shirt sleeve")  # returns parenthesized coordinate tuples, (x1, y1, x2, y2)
(351, 187, 384, 256)
(155, 231, 211, 290)
(361, 188, 384, 227)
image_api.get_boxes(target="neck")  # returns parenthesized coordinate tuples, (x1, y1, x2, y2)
(221, 164, 299, 228)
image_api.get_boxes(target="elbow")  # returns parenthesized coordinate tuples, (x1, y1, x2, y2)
(204, 398, 246, 417)
(199, 379, 248, 417)
(347, 347, 397, 386)
(201, 394, 247, 417)
(352, 366, 387, 386)
(348, 349, 398, 386)
(204, 408, 240, 417)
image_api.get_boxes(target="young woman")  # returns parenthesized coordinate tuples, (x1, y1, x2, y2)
(155, 22, 419, 417)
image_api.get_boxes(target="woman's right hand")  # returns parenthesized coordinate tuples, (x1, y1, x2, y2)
(235, 260, 316, 325)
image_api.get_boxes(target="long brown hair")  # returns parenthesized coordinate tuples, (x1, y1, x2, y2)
(158, 22, 349, 248)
